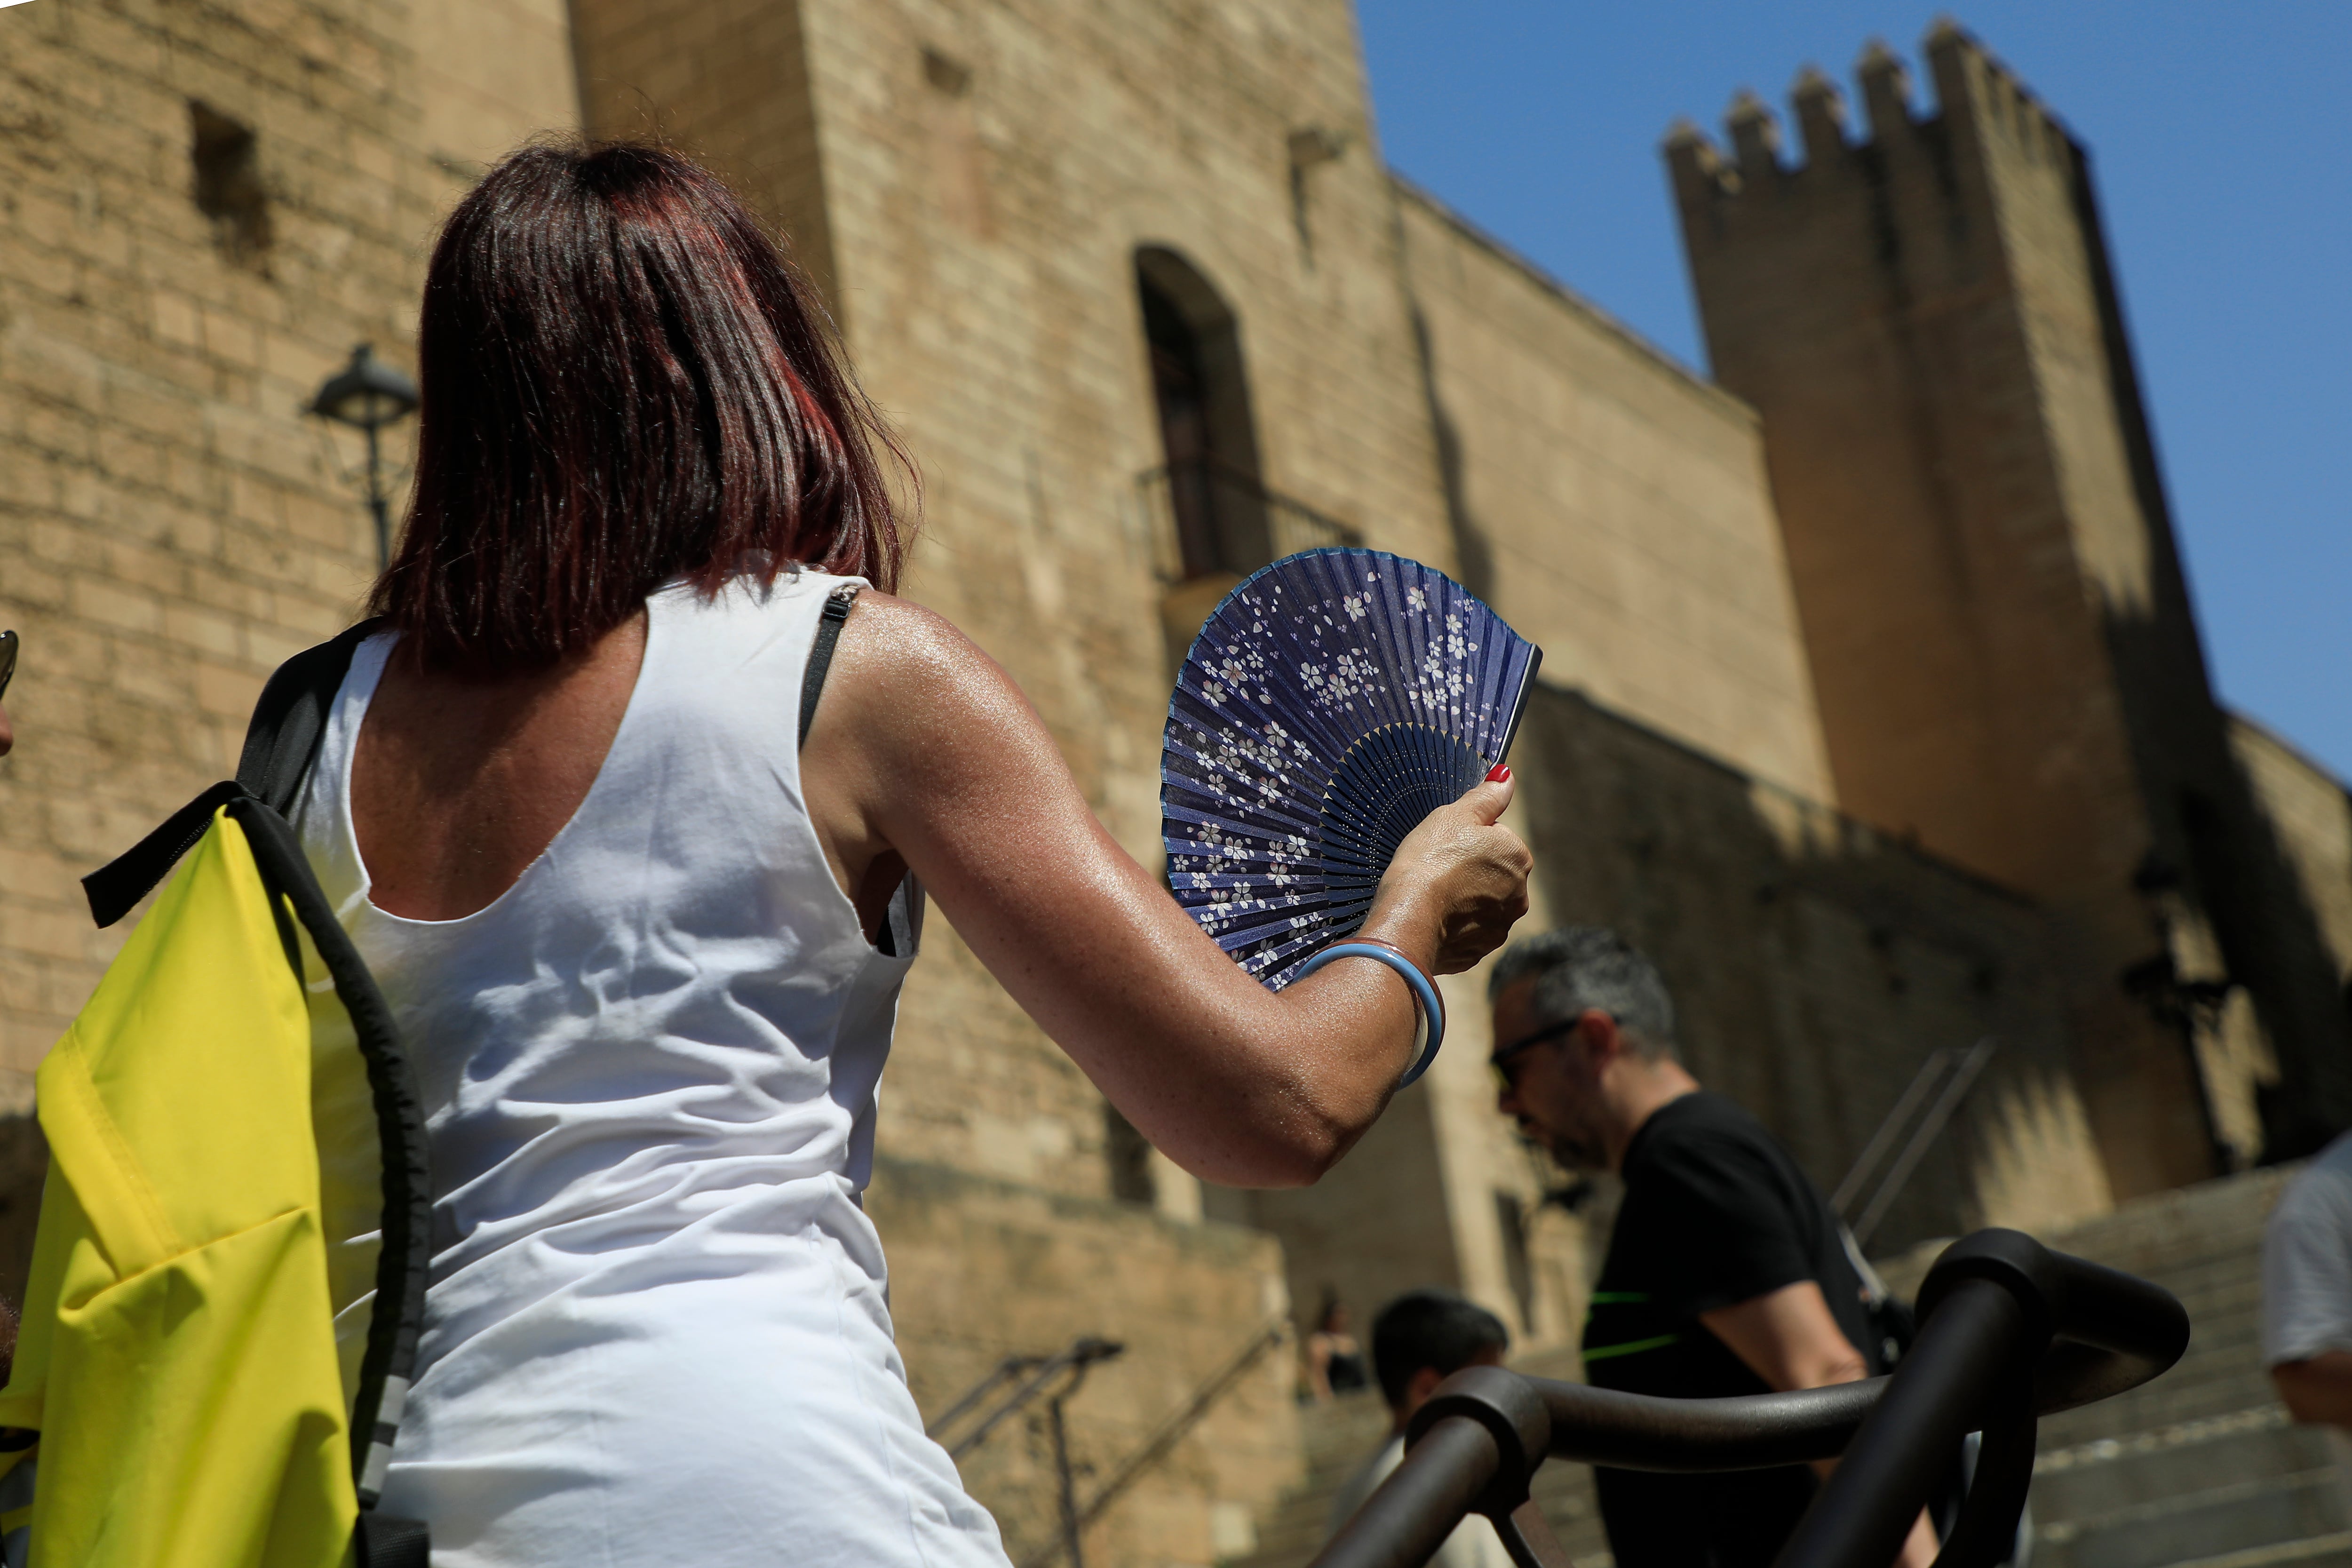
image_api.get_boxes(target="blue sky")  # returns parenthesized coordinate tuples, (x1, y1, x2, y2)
(1354, 2, 2351, 781)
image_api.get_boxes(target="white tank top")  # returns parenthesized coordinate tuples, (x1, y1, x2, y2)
(294, 571, 1009, 1568)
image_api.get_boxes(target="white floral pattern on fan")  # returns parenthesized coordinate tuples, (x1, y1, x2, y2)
(1162, 548, 1542, 989)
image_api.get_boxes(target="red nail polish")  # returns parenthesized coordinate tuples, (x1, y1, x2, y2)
(1486, 763, 1511, 783)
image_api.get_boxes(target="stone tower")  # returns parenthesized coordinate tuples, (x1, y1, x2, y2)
(1666, 23, 2352, 1192)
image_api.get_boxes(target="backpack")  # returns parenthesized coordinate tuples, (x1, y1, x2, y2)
(0, 621, 431, 1568)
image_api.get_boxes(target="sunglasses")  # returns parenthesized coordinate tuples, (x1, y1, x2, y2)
(1489, 1017, 1579, 1093)
(0, 630, 15, 702)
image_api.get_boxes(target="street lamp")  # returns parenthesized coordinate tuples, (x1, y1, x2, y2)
(307, 343, 419, 567)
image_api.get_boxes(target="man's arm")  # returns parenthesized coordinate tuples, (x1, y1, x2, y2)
(1702, 1282, 1936, 1568)
(2274, 1351, 2352, 1427)
(1700, 1280, 1866, 1391)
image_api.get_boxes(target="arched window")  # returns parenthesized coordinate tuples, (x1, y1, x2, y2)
(1136, 248, 1270, 579)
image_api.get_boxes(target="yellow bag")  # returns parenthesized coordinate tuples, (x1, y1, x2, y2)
(0, 626, 430, 1568)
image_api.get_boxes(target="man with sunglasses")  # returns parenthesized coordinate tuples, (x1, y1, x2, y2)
(1487, 929, 1934, 1568)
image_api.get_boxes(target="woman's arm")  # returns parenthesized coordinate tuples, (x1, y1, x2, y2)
(801, 593, 1531, 1189)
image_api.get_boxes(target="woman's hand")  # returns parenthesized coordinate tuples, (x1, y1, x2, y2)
(1355, 772, 1532, 975)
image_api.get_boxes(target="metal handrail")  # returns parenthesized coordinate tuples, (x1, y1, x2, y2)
(1311, 1229, 2189, 1568)
(1831, 1049, 1955, 1216)
(1849, 1039, 1997, 1248)
(1827, 1039, 2000, 1249)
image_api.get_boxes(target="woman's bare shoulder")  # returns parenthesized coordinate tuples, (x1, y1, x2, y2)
(824, 592, 1048, 767)
(838, 590, 960, 655)
(838, 592, 1005, 690)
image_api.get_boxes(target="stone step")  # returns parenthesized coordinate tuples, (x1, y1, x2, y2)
(2034, 1470, 2348, 1568)
(2031, 1407, 2329, 1520)
(2041, 1369, 2285, 1450)
(2040, 1170, 2292, 1250)
(2159, 1272, 2267, 1318)
(2161, 1532, 2352, 1568)
(2063, 1233, 2270, 1279)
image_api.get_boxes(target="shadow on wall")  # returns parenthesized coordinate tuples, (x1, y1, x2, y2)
(1510, 684, 2114, 1254)
(2060, 136, 2351, 1167)
(1406, 304, 1494, 608)
(2104, 612, 2352, 1166)
(1407, 311, 2107, 1248)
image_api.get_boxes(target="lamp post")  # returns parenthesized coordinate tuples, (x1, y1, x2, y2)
(307, 343, 419, 567)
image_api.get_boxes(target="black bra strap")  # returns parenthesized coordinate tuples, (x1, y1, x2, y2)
(798, 585, 861, 751)
(796, 584, 903, 956)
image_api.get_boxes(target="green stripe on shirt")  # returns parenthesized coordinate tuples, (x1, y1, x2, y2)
(1582, 1333, 1682, 1363)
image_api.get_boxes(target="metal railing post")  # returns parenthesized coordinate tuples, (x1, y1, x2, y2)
(1772, 1277, 2029, 1568)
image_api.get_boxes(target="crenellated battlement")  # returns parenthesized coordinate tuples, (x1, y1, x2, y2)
(1664, 18, 2079, 209)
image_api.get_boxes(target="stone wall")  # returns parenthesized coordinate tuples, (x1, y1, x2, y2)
(870, 1157, 1302, 1568)
(568, 0, 840, 297)
(0, 0, 576, 1296)
(0, 0, 570, 1103)
(1395, 183, 1832, 805)
(1512, 683, 2114, 1250)
(1663, 25, 2352, 1189)
(2232, 717, 2352, 986)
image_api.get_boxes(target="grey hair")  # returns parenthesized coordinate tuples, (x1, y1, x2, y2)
(1486, 926, 1677, 1059)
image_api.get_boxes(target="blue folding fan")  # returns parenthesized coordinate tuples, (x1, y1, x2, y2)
(1161, 548, 1542, 990)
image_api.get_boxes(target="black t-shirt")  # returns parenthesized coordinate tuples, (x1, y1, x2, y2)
(1581, 1091, 1875, 1568)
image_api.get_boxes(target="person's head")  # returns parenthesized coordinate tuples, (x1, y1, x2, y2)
(373, 142, 910, 672)
(0, 707, 11, 758)
(1371, 1290, 1509, 1430)
(1316, 1295, 1351, 1338)
(1487, 927, 1689, 1171)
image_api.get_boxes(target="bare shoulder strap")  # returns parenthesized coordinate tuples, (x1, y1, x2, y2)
(797, 584, 862, 750)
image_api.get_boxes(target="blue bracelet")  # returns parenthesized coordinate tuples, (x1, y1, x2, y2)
(1292, 941, 1446, 1088)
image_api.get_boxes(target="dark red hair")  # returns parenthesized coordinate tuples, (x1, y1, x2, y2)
(372, 142, 910, 669)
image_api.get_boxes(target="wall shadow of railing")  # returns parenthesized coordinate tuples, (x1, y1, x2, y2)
(1136, 461, 1363, 587)
(929, 1319, 1292, 1568)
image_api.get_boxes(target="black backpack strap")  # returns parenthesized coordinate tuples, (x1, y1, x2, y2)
(236, 617, 387, 813)
(72, 625, 433, 1554)
(352, 1512, 431, 1568)
(797, 585, 861, 750)
(229, 798, 430, 1536)
(81, 780, 250, 929)
(81, 619, 383, 928)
